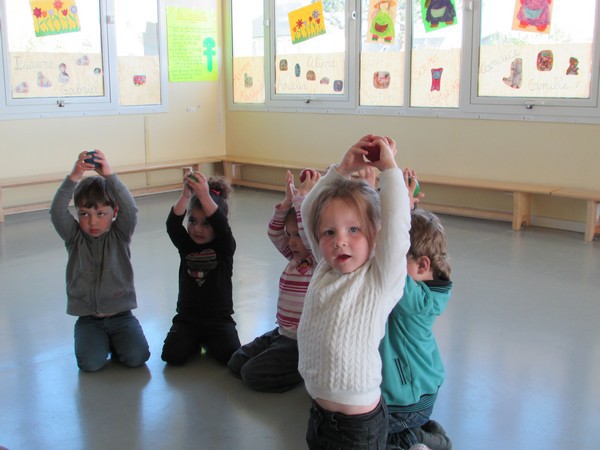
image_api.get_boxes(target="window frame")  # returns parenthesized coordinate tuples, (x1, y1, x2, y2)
(227, 0, 600, 124)
(0, 0, 168, 120)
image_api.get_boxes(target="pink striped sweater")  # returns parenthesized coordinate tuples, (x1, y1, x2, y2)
(268, 196, 315, 339)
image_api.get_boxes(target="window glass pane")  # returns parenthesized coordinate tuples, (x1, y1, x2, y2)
(5, 0, 105, 100)
(231, 0, 265, 104)
(478, 0, 595, 99)
(360, 0, 406, 106)
(115, 0, 161, 106)
(274, 0, 346, 96)
(410, 0, 462, 108)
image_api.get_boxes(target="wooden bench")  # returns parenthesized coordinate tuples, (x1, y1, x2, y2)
(550, 188, 600, 241)
(223, 156, 327, 192)
(0, 157, 222, 222)
(222, 156, 576, 236)
(416, 174, 561, 232)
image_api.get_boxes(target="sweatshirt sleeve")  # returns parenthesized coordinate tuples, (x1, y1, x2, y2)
(268, 204, 293, 260)
(371, 168, 411, 305)
(50, 176, 79, 244)
(106, 174, 137, 241)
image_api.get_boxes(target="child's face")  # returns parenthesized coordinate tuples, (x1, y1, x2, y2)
(285, 213, 309, 261)
(317, 198, 371, 274)
(77, 204, 116, 237)
(187, 207, 215, 244)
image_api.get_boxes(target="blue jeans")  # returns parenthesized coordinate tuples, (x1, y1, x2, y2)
(306, 398, 388, 449)
(74, 311, 150, 372)
(386, 405, 433, 449)
(227, 327, 302, 392)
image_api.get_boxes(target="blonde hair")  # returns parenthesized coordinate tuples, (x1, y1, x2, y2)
(309, 177, 381, 249)
(408, 209, 451, 280)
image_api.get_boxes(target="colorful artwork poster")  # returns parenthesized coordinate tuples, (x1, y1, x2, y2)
(30, 0, 81, 37)
(421, 0, 458, 33)
(366, 0, 398, 45)
(288, 1, 326, 45)
(512, 0, 553, 34)
(167, 7, 218, 82)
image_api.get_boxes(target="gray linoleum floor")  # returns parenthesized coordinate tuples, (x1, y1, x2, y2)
(1, 187, 599, 450)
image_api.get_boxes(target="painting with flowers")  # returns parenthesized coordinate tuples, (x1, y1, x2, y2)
(30, 0, 81, 37)
(288, 1, 326, 45)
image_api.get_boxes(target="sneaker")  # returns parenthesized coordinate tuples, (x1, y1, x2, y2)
(421, 420, 447, 436)
(412, 424, 453, 450)
(408, 445, 431, 450)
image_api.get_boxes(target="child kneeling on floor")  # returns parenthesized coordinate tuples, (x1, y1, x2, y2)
(50, 150, 150, 372)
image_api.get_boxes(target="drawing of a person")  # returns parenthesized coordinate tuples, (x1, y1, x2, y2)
(370, 0, 396, 43)
(516, 0, 552, 32)
(58, 63, 70, 83)
(425, 0, 457, 28)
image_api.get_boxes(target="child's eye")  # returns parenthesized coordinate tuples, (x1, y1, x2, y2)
(322, 229, 334, 237)
(349, 226, 360, 233)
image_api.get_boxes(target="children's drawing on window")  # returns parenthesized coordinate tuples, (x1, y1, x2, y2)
(512, 0, 553, 33)
(30, 0, 81, 37)
(288, 1, 326, 45)
(431, 68, 443, 91)
(566, 57, 579, 76)
(502, 58, 523, 89)
(422, 0, 457, 33)
(366, 0, 397, 45)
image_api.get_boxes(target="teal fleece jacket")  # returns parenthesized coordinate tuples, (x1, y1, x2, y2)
(379, 276, 452, 412)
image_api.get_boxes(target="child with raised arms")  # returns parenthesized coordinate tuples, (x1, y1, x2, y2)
(50, 149, 150, 372)
(227, 169, 320, 392)
(161, 171, 240, 366)
(298, 135, 411, 449)
(381, 205, 453, 450)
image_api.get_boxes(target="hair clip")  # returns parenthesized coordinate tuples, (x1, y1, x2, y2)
(210, 188, 221, 197)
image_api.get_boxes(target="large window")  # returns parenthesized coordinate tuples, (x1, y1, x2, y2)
(0, 0, 166, 119)
(227, 0, 600, 122)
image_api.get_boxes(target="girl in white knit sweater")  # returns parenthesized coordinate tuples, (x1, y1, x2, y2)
(298, 135, 411, 449)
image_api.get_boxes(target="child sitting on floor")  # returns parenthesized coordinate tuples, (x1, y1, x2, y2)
(161, 171, 241, 366)
(298, 134, 411, 449)
(227, 169, 320, 392)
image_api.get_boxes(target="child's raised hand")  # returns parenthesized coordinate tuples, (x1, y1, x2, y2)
(357, 166, 377, 189)
(369, 137, 398, 172)
(185, 170, 210, 198)
(69, 150, 111, 181)
(337, 135, 373, 177)
(298, 168, 320, 196)
(90, 149, 112, 177)
(282, 170, 295, 207)
(403, 168, 425, 210)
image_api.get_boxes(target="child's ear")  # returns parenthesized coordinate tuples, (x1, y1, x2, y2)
(112, 206, 119, 220)
(416, 255, 431, 275)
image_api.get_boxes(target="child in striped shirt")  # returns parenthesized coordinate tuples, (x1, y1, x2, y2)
(227, 169, 320, 392)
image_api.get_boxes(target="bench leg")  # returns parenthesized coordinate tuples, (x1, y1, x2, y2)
(223, 162, 243, 185)
(584, 200, 599, 242)
(513, 192, 531, 231)
(0, 188, 4, 223)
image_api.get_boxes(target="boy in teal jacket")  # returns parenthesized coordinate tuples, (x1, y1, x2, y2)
(380, 208, 453, 449)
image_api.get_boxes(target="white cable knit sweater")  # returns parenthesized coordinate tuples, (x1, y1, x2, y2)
(298, 166, 411, 406)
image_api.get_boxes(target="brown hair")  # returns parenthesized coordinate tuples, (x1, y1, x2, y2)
(309, 177, 381, 249)
(74, 176, 117, 209)
(188, 176, 232, 216)
(408, 209, 451, 280)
